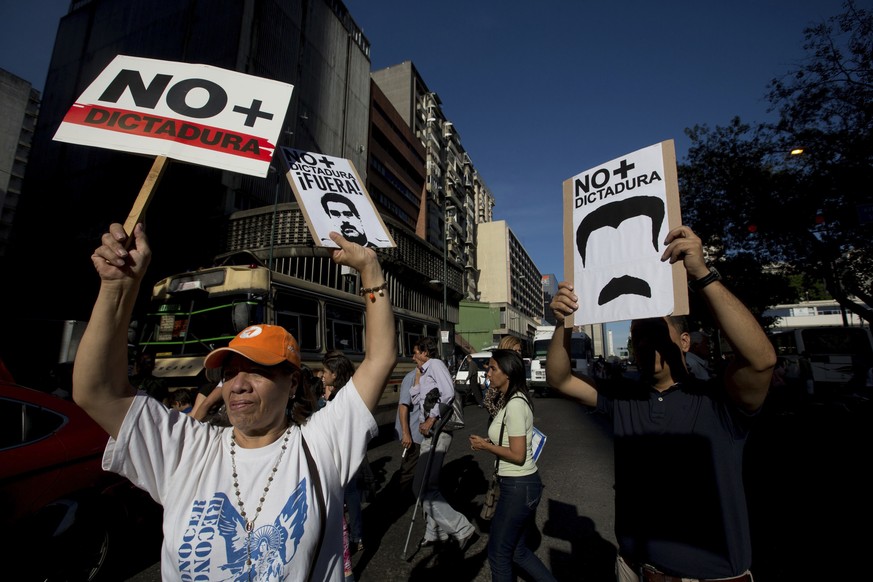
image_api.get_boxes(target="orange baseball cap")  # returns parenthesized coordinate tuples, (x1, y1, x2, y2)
(204, 325, 301, 369)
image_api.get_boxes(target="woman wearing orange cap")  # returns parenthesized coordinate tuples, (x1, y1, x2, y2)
(74, 222, 396, 581)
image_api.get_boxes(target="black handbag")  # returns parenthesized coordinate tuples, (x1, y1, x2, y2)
(480, 416, 506, 520)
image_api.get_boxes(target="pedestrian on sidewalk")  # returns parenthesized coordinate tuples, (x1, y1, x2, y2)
(470, 349, 557, 582)
(466, 354, 484, 407)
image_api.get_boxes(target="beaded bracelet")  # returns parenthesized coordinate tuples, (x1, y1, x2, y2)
(359, 281, 388, 302)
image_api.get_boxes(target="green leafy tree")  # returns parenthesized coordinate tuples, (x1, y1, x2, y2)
(679, 1, 872, 325)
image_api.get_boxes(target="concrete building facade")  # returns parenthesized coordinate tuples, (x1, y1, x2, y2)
(464, 220, 543, 350)
(371, 61, 495, 302)
(3, 0, 545, 372)
(764, 299, 869, 330)
(6, 0, 372, 320)
(0, 69, 38, 257)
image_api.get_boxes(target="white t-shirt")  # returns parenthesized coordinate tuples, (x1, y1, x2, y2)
(104, 381, 376, 581)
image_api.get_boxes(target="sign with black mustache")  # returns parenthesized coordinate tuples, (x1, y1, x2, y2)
(562, 140, 688, 326)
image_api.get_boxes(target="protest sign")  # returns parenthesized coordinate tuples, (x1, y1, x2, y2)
(281, 147, 395, 249)
(53, 55, 294, 237)
(562, 140, 688, 326)
(54, 55, 294, 178)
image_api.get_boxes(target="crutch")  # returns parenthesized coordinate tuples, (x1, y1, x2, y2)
(401, 399, 455, 560)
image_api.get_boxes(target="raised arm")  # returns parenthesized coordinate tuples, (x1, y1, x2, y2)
(662, 225, 776, 411)
(328, 231, 397, 410)
(544, 282, 598, 407)
(73, 223, 150, 437)
(189, 383, 223, 421)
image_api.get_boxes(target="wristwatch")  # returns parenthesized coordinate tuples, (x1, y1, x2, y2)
(688, 266, 721, 292)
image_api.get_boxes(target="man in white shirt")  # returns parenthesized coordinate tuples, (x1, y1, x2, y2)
(410, 337, 477, 552)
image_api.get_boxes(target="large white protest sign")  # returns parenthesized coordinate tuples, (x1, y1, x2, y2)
(562, 140, 688, 326)
(281, 147, 396, 249)
(53, 55, 294, 177)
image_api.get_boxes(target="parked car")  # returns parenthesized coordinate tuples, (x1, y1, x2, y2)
(0, 379, 161, 581)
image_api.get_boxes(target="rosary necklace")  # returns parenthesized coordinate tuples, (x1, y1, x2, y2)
(230, 426, 292, 571)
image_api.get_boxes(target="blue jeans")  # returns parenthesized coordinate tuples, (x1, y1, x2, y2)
(487, 472, 556, 582)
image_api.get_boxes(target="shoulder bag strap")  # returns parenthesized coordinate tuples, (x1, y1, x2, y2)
(301, 435, 326, 582)
(494, 414, 506, 475)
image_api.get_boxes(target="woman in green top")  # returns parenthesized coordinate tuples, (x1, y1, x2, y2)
(470, 349, 556, 582)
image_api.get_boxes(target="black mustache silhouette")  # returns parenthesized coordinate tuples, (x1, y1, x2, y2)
(598, 275, 652, 305)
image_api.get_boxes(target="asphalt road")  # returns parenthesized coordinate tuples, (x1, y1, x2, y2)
(122, 383, 872, 581)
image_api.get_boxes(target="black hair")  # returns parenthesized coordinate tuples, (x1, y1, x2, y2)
(320, 192, 359, 217)
(171, 389, 193, 406)
(278, 361, 317, 425)
(667, 315, 689, 335)
(630, 317, 690, 384)
(490, 349, 532, 410)
(322, 350, 355, 399)
(415, 337, 440, 359)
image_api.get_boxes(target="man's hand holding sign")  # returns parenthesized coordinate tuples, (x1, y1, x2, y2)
(53, 54, 294, 236)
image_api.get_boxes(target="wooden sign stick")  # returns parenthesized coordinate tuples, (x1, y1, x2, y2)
(123, 155, 169, 248)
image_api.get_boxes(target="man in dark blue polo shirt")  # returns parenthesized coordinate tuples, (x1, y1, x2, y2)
(546, 225, 775, 582)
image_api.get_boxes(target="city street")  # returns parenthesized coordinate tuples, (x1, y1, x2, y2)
(122, 384, 873, 581)
(123, 394, 619, 581)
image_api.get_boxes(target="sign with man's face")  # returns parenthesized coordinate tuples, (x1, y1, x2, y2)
(281, 147, 396, 248)
(562, 140, 688, 326)
(53, 55, 294, 177)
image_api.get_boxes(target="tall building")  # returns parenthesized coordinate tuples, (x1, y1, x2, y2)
(0, 69, 38, 257)
(371, 61, 495, 302)
(3, 0, 536, 374)
(461, 220, 542, 349)
(366, 80, 427, 236)
(541, 273, 559, 324)
(6, 0, 371, 320)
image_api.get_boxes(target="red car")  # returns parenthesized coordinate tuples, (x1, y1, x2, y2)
(0, 379, 160, 581)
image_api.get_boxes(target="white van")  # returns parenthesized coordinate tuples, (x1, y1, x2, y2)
(455, 351, 532, 398)
(454, 351, 492, 394)
(767, 326, 873, 392)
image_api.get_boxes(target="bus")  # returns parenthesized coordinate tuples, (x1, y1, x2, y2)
(136, 253, 439, 426)
(767, 326, 873, 394)
(530, 327, 592, 397)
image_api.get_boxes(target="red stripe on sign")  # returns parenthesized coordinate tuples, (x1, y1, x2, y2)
(62, 104, 274, 162)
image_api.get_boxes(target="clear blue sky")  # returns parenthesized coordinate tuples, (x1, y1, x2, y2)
(0, 0, 851, 349)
